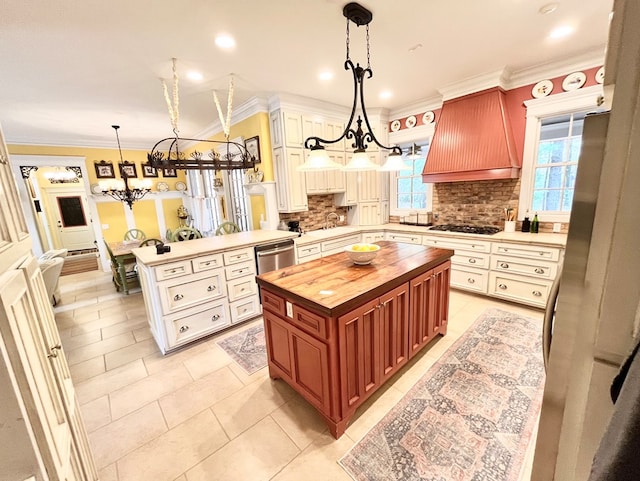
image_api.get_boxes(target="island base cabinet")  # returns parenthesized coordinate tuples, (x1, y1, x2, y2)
(263, 310, 332, 416)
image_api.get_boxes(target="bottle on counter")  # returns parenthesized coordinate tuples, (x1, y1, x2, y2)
(521, 211, 531, 232)
(531, 213, 539, 234)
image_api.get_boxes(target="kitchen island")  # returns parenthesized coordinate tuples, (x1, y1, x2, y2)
(256, 241, 453, 438)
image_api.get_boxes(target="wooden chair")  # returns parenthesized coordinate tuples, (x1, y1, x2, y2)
(215, 221, 241, 236)
(124, 229, 146, 241)
(140, 238, 163, 246)
(170, 227, 203, 242)
(104, 240, 139, 292)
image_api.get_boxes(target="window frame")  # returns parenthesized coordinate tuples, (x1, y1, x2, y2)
(518, 85, 603, 223)
(388, 124, 435, 216)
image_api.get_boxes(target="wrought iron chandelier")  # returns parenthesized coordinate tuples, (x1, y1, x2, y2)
(100, 125, 151, 209)
(299, 2, 402, 172)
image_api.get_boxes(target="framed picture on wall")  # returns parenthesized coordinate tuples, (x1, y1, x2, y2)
(94, 160, 115, 178)
(162, 167, 178, 178)
(119, 161, 137, 178)
(142, 163, 158, 178)
(244, 136, 261, 163)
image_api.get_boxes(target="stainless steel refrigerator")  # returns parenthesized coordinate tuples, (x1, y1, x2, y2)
(530, 3, 640, 472)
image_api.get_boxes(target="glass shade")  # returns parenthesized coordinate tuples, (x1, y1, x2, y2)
(378, 153, 411, 171)
(297, 148, 343, 171)
(342, 151, 378, 171)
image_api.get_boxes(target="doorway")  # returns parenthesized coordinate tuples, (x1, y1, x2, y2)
(43, 186, 95, 251)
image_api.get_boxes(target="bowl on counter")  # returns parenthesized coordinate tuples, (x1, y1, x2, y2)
(344, 243, 380, 265)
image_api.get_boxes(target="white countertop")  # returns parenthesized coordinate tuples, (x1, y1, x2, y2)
(295, 223, 567, 248)
(133, 230, 299, 266)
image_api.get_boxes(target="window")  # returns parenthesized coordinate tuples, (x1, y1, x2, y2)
(518, 86, 603, 223)
(390, 142, 433, 215)
(532, 112, 585, 213)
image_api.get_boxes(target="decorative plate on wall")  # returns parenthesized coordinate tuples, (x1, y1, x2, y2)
(422, 111, 435, 124)
(595, 66, 605, 84)
(531, 79, 554, 98)
(156, 181, 169, 192)
(390, 119, 401, 132)
(405, 115, 417, 129)
(90, 183, 102, 194)
(562, 71, 587, 91)
(175, 181, 187, 192)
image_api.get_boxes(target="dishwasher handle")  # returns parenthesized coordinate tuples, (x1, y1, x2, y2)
(256, 244, 295, 257)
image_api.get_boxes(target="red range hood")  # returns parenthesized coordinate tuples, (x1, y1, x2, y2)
(422, 87, 520, 183)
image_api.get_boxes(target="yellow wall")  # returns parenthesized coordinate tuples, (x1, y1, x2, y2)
(162, 198, 185, 237)
(97, 202, 129, 243)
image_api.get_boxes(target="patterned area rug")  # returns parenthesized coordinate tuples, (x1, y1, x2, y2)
(216, 323, 267, 374)
(340, 308, 545, 481)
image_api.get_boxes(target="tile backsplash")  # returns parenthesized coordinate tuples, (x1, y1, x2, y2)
(278, 195, 348, 232)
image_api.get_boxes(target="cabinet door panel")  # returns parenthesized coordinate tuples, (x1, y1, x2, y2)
(380, 283, 410, 380)
(431, 261, 451, 336)
(338, 299, 380, 413)
(263, 311, 293, 379)
(290, 328, 331, 413)
(409, 269, 434, 359)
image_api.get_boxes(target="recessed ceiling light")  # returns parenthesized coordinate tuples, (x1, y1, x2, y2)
(215, 34, 236, 49)
(379, 90, 393, 100)
(538, 3, 558, 15)
(549, 25, 574, 39)
(319, 71, 333, 81)
(187, 71, 203, 81)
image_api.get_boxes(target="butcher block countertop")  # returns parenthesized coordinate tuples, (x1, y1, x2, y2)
(256, 241, 453, 318)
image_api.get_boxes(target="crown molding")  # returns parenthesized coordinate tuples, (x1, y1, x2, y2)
(7, 137, 154, 150)
(192, 96, 269, 140)
(506, 47, 605, 89)
(388, 123, 436, 145)
(438, 68, 511, 101)
(268, 93, 352, 117)
(389, 95, 443, 121)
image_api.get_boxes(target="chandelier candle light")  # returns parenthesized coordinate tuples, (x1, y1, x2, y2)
(100, 125, 151, 209)
(298, 2, 403, 172)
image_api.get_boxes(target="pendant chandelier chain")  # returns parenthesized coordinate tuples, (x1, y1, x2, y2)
(161, 58, 180, 136)
(345, 18, 350, 62)
(366, 24, 370, 70)
(213, 75, 234, 140)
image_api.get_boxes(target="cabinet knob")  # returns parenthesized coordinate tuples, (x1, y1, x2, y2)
(467, 278, 475, 284)
(207, 285, 216, 292)
(534, 267, 544, 274)
(539, 252, 544, 256)
(47, 344, 62, 358)
(204, 261, 211, 266)
(211, 314, 220, 321)
(179, 325, 189, 333)
(174, 293, 184, 301)
(468, 258, 476, 264)
(498, 283, 507, 290)
(532, 290, 542, 297)
(500, 262, 509, 269)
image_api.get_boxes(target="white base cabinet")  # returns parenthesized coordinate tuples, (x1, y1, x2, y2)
(138, 246, 262, 354)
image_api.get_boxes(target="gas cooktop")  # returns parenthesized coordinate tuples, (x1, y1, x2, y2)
(429, 224, 501, 235)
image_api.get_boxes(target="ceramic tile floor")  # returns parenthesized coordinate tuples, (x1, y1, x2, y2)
(54, 270, 543, 481)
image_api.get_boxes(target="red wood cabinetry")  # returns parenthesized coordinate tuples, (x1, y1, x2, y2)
(261, 258, 450, 438)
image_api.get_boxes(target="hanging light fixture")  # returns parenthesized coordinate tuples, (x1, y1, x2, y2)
(43, 166, 78, 182)
(100, 125, 151, 209)
(298, 2, 402, 172)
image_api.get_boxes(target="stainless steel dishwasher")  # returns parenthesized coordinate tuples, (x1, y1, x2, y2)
(255, 239, 296, 274)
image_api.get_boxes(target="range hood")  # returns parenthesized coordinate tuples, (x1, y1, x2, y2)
(422, 87, 520, 182)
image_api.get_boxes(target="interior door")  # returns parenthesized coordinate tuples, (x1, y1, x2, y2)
(46, 187, 95, 251)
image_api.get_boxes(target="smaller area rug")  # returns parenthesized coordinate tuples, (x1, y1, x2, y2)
(216, 323, 267, 374)
(339, 308, 545, 481)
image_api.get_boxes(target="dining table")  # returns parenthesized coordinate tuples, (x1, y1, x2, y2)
(108, 240, 142, 295)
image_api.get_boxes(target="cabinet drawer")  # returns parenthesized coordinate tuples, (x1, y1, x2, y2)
(321, 234, 361, 252)
(227, 276, 258, 302)
(291, 304, 329, 340)
(261, 290, 286, 316)
(423, 236, 491, 253)
(488, 272, 551, 307)
(159, 270, 225, 314)
(450, 267, 488, 293)
(169, 301, 229, 347)
(192, 254, 223, 273)
(492, 256, 558, 279)
(452, 252, 490, 269)
(492, 242, 560, 261)
(224, 260, 256, 281)
(385, 232, 422, 244)
(297, 243, 321, 260)
(229, 296, 261, 324)
(154, 260, 192, 281)
(223, 247, 255, 265)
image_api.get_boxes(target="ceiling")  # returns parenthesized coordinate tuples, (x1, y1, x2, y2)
(1, 0, 612, 150)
